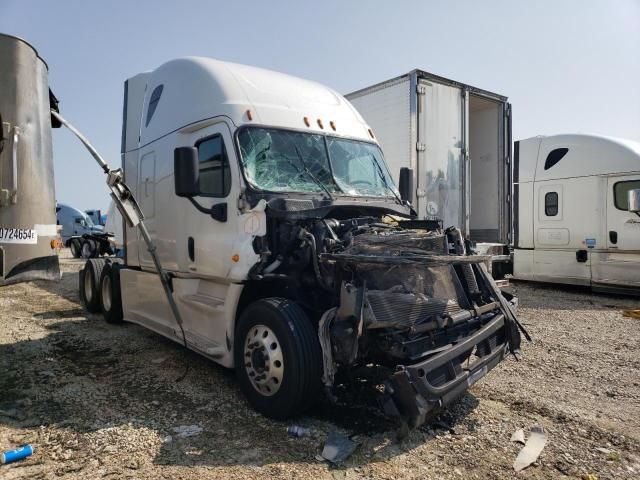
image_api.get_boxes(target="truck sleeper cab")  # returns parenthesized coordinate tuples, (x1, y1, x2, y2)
(513, 134, 640, 293)
(80, 57, 525, 430)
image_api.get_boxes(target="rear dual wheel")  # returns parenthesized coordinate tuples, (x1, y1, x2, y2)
(79, 259, 123, 323)
(70, 239, 81, 258)
(80, 258, 106, 313)
(81, 239, 98, 259)
(234, 298, 322, 419)
(100, 262, 123, 323)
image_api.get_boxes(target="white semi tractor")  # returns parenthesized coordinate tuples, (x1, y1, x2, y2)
(346, 71, 513, 278)
(73, 57, 526, 430)
(513, 134, 640, 293)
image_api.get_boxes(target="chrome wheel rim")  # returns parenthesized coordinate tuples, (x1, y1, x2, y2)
(84, 269, 93, 303)
(101, 274, 112, 312)
(243, 324, 284, 396)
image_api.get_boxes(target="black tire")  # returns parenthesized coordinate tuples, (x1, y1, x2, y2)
(81, 239, 97, 259)
(234, 298, 322, 420)
(100, 262, 123, 324)
(79, 258, 106, 313)
(70, 239, 81, 258)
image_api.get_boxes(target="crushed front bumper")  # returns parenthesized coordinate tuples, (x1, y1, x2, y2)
(380, 313, 509, 430)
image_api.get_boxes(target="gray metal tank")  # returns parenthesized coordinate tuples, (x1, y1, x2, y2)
(0, 33, 60, 285)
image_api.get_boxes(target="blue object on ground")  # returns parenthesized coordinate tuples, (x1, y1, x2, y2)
(1, 444, 33, 464)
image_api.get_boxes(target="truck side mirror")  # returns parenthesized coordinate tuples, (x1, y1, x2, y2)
(174, 147, 200, 197)
(398, 167, 414, 204)
(628, 189, 640, 213)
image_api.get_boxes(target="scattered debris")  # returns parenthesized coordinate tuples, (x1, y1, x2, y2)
(151, 357, 167, 364)
(287, 425, 310, 438)
(581, 474, 598, 480)
(622, 309, 640, 319)
(595, 447, 611, 455)
(1, 256, 639, 478)
(510, 428, 526, 444)
(1, 444, 34, 464)
(171, 425, 203, 438)
(607, 451, 621, 462)
(321, 431, 357, 464)
(513, 425, 548, 472)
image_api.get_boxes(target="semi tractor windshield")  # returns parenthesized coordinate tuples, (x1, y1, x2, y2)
(237, 127, 399, 199)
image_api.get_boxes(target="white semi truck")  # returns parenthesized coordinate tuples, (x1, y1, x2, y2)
(346, 70, 513, 278)
(74, 57, 526, 431)
(513, 134, 640, 293)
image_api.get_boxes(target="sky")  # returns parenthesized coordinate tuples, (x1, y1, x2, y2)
(2, 0, 639, 211)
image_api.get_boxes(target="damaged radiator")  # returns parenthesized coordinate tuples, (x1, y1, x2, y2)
(365, 291, 461, 329)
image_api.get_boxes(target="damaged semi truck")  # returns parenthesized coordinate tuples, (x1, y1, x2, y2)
(79, 57, 527, 430)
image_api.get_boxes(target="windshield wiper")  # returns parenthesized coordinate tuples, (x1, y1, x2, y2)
(369, 154, 404, 206)
(293, 145, 334, 201)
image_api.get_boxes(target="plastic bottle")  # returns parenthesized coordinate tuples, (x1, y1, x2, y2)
(287, 425, 310, 438)
(1, 444, 34, 464)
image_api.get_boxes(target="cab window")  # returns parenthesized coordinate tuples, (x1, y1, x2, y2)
(545, 192, 558, 216)
(196, 135, 231, 197)
(614, 180, 640, 210)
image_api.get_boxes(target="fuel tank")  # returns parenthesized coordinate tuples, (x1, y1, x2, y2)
(0, 33, 60, 285)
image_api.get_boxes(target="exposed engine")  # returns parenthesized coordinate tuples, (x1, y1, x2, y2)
(249, 208, 529, 432)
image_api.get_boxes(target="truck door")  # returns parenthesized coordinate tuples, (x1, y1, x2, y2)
(137, 151, 156, 267)
(601, 175, 640, 287)
(179, 122, 240, 280)
(417, 81, 464, 230)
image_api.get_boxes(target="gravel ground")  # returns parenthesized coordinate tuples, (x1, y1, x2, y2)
(1, 251, 639, 479)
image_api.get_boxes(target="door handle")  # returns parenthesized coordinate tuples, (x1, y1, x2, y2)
(609, 231, 618, 244)
(188, 236, 195, 262)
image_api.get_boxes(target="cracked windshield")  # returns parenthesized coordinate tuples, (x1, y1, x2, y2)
(238, 127, 399, 198)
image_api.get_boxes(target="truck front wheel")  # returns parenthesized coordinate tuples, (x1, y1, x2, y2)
(234, 298, 322, 419)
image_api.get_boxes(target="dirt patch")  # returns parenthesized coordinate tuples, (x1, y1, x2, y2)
(1, 252, 639, 479)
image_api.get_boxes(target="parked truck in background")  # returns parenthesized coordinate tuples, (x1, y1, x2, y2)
(85, 208, 106, 226)
(346, 70, 513, 278)
(513, 133, 640, 293)
(56, 202, 110, 258)
(77, 57, 525, 432)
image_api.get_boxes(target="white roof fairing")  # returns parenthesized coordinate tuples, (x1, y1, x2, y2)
(517, 133, 640, 183)
(136, 57, 374, 147)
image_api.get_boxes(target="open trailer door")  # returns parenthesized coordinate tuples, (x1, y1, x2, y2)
(504, 102, 513, 246)
(416, 79, 464, 229)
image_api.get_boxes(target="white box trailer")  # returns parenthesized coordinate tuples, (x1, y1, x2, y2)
(513, 134, 640, 293)
(346, 70, 513, 277)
